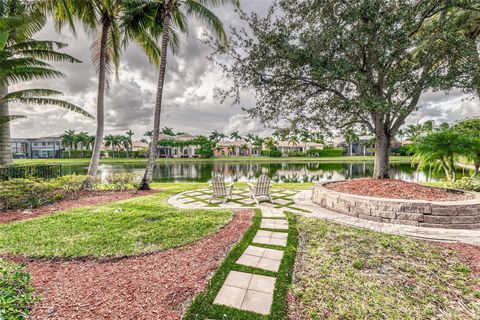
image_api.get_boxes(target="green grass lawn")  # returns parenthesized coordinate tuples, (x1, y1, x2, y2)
(291, 218, 480, 319)
(0, 184, 232, 258)
(13, 155, 412, 166)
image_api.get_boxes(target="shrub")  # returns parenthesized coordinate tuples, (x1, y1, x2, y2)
(105, 173, 140, 191)
(318, 148, 344, 157)
(0, 259, 35, 319)
(448, 176, 480, 192)
(288, 151, 305, 157)
(54, 175, 97, 199)
(260, 150, 283, 157)
(0, 179, 63, 211)
(0, 165, 62, 181)
(306, 148, 322, 156)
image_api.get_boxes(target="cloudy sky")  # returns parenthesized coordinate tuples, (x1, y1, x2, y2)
(10, 0, 480, 140)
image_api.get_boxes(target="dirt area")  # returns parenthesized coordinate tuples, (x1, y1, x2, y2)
(8, 209, 253, 320)
(326, 179, 470, 201)
(0, 189, 158, 225)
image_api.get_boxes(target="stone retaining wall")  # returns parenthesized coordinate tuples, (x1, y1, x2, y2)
(312, 182, 480, 229)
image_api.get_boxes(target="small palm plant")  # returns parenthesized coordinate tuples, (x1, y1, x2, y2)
(412, 130, 476, 182)
(0, 2, 92, 165)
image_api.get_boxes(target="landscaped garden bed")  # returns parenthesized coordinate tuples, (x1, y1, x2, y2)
(289, 218, 480, 319)
(313, 179, 480, 229)
(0, 189, 157, 225)
(326, 179, 470, 201)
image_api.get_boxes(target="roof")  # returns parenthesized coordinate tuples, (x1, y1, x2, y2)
(276, 140, 324, 148)
(132, 140, 148, 148)
(216, 140, 253, 148)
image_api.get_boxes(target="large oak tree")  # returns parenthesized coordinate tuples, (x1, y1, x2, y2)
(213, 0, 480, 178)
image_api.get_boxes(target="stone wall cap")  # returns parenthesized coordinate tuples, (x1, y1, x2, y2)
(316, 180, 480, 205)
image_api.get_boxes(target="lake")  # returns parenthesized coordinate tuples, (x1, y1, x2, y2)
(60, 160, 473, 183)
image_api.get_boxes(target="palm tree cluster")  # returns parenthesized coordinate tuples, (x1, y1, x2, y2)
(104, 133, 133, 157)
(61, 130, 95, 151)
(398, 120, 450, 141)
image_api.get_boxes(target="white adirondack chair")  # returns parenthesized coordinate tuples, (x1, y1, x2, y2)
(248, 175, 272, 204)
(209, 175, 234, 204)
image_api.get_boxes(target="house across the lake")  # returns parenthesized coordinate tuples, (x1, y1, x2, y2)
(213, 140, 260, 157)
(276, 141, 324, 156)
(11, 135, 63, 159)
(157, 134, 201, 158)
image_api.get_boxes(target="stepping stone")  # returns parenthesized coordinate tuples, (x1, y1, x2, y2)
(236, 245, 284, 272)
(261, 218, 289, 230)
(213, 271, 275, 315)
(262, 211, 286, 218)
(253, 230, 288, 246)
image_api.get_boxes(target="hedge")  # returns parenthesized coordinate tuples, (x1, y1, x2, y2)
(0, 165, 62, 181)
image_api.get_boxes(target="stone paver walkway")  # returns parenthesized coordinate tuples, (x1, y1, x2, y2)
(213, 205, 290, 315)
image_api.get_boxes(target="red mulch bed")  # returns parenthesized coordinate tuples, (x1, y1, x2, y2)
(0, 190, 158, 225)
(326, 179, 470, 201)
(12, 209, 252, 320)
(438, 243, 480, 280)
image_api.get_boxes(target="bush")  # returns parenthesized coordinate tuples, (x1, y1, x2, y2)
(318, 148, 344, 157)
(0, 179, 63, 211)
(260, 149, 283, 157)
(306, 148, 322, 156)
(62, 150, 93, 158)
(0, 259, 35, 319)
(0, 165, 62, 181)
(288, 151, 305, 157)
(54, 175, 98, 199)
(105, 173, 140, 191)
(448, 176, 480, 192)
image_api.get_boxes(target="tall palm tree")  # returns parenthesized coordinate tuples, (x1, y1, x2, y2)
(139, 0, 239, 190)
(0, 2, 92, 165)
(230, 131, 242, 141)
(125, 130, 134, 155)
(41, 0, 161, 176)
(209, 130, 221, 142)
(61, 129, 76, 157)
(343, 128, 359, 156)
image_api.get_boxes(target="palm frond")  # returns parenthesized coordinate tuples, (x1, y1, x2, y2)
(129, 28, 161, 66)
(1, 88, 62, 103)
(13, 49, 80, 62)
(0, 115, 25, 125)
(107, 18, 122, 80)
(0, 67, 65, 86)
(9, 97, 94, 119)
(185, 0, 228, 42)
(7, 40, 68, 52)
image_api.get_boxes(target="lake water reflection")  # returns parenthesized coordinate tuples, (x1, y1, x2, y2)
(61, 161, 472, 183)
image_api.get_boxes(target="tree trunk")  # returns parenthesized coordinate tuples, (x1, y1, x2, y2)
(140, 14, 171, 190)
(0, 86, 12, 166)
(373, 131, 391, 179)
(87, 21, 110, 177)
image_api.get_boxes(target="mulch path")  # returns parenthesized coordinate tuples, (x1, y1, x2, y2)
(326, 179, 470, 201)
(0, 190, 158, 225)
(12, 209, 253, 320)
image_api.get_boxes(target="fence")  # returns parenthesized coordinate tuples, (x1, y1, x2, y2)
(0, 165, 63, 181)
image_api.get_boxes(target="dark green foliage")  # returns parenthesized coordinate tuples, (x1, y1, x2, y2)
(287, 151, 305, 157)
(158, 136, 214, 158)
(0, 259, 35, 320)
(261, 149, 283, 157)
(0, 164, 62, 180)
(62, 150, 147, 158)
(0, 178, 62, 210)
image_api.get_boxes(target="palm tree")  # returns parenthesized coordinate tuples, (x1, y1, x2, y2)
(396, 128, 406, 141)
(422, 120, 436, 134)
(0, 2, 92, 165)
(405, 124, 423, 141)
(209, 130, 221, 143)
(138, 0, 239, 189)
(228, 145, 236, 157)
(230, 131, 242, 141)
(343, 128, 359, 156)
(245, 133, 255, 142)
(42, 0, 161, 176)
(61, 130, 76, 157)
(86, 135, 96, 150)
(125, 130, 134, 155)
(299, 131, 311, 151)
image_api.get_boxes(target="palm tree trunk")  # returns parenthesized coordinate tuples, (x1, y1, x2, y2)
(0, 86, 12, 166)
(140, 13, 171, 190)
(87, 21, 110, 177)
